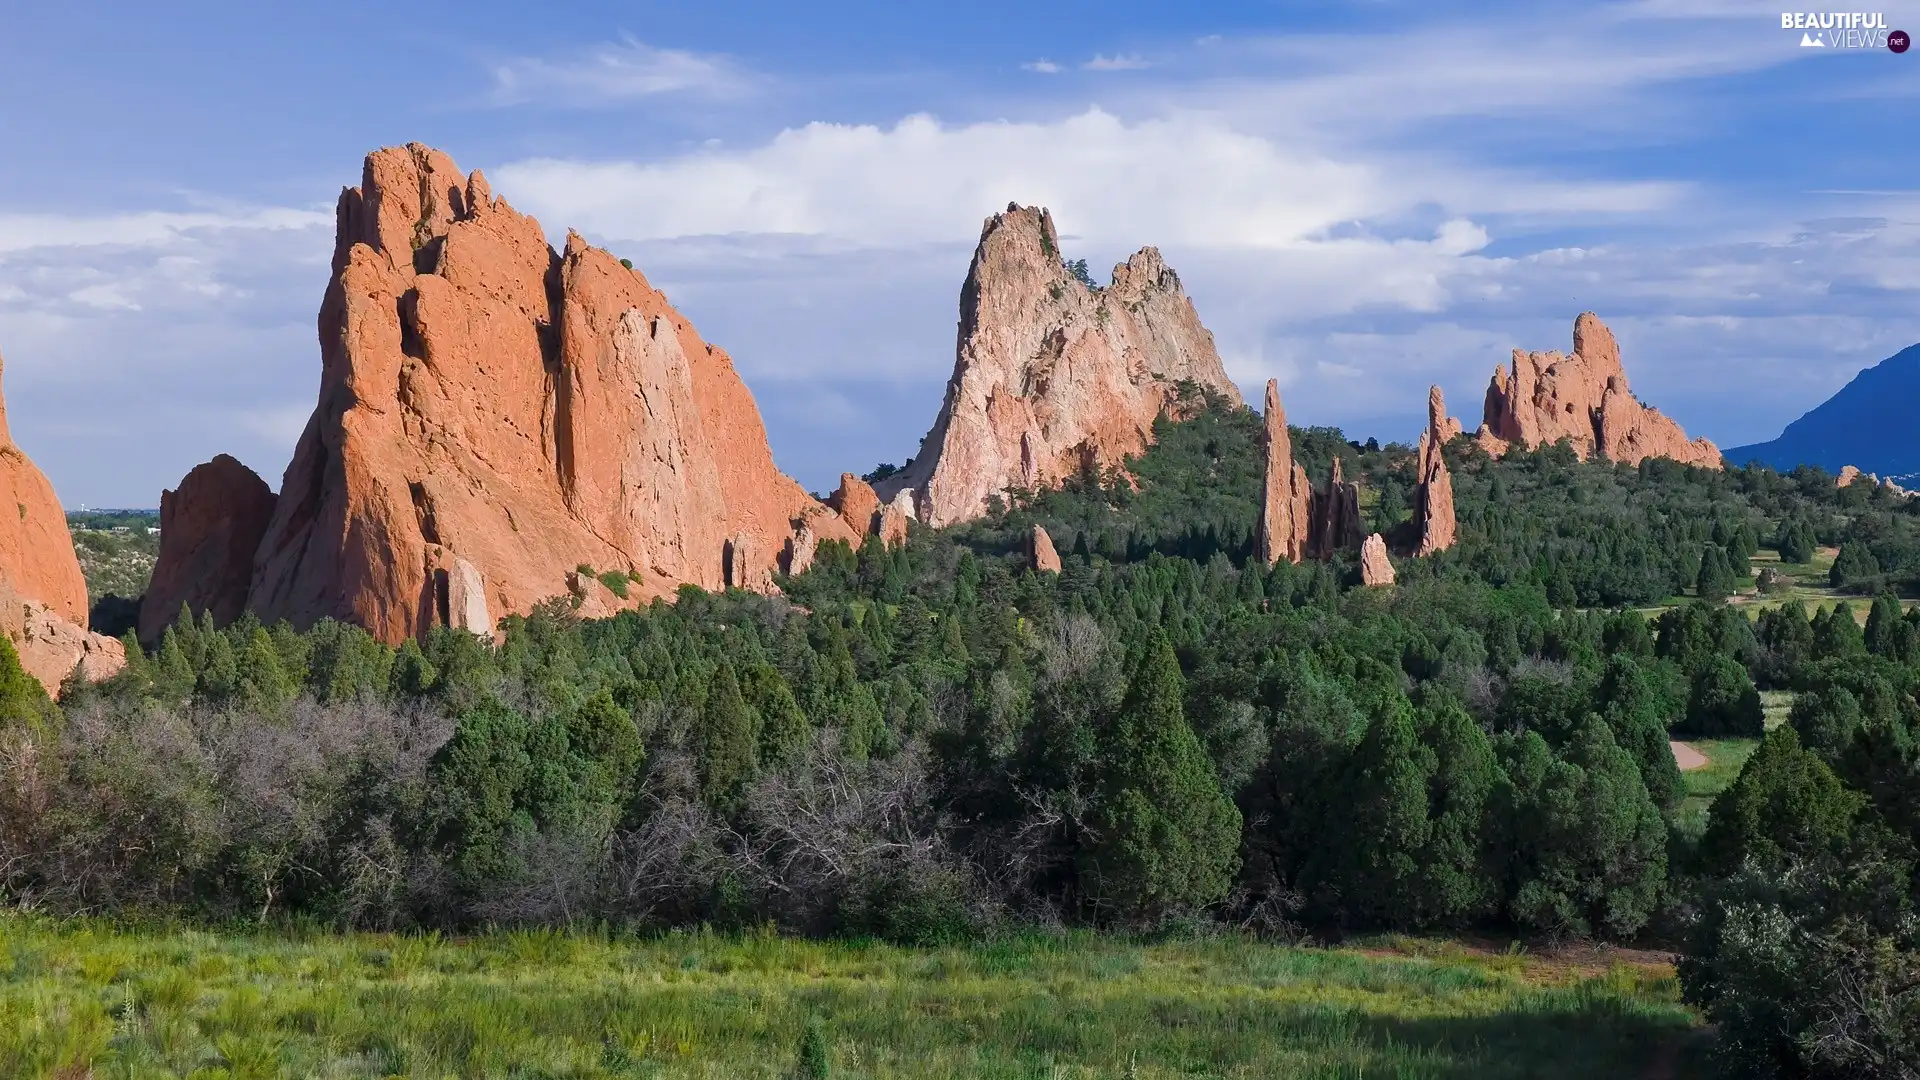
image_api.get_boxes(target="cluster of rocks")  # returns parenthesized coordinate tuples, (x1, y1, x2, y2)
(1259, 381, 1461, 587)
(3, 145, 1753, 696)
(1475, 313, 1722, 469)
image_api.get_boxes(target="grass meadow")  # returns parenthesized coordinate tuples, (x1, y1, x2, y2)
(0, 917, 1703, 1079)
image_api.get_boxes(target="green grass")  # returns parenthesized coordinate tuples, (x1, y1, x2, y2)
(0, 917, 1702, 1079)
(1675, 737, 1762, 836)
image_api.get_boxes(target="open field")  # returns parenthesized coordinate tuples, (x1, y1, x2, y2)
(0, 917, 1702, 1080)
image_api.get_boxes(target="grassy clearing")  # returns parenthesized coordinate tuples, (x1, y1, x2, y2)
(0, 917, 1701, 1079)
(1675, 738, 1762, 837)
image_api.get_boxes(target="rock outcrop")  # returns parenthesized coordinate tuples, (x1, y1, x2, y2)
(1415, 386, 1458, 556)
(1258, 380, 1311, 566)
(1360, 534, 1396, 587)
(0, 353, 88, 629)
(140, 455, 277, 643)
(1838, 465, 1866, 487)
(0, 350, 121, 694)
(876, 203, 1241, 527)
(1030, 524, 1061, 573)
(784, 520, 820, 577)
(235, 144, 853, 644)
(1307, 458, 1364, 559)
(0, 581, 124, 692)
(829, 473, 908, 549)
(1476, 313, 1721, 469)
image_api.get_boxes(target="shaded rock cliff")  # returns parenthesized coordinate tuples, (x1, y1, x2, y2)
(877, 204, 1241, 527)
(141, 454, 276, 643)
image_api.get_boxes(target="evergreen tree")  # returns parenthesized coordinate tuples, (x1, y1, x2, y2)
(1788, 684, 1863, 761)
(695, 662, 761, 805)
(1828, 540, 1880, 592)
(1596, 656, 1685, 812)
(1682, 656, 1764, 737)
(0, 636, 54, 732)
(1699, 725, 1864, 876)
(1079, 633, 1241, 921)
(1498, 721, 1668, 938)
(1310, 693, 1432, 926)
(1695, 546, 1735, 602)
(1864, 592, 1911, 661)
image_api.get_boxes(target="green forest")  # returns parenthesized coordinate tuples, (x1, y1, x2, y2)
(6, 400, 1919, 1077)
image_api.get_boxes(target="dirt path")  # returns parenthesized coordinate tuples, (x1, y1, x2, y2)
(1670, 741, 1708, 771)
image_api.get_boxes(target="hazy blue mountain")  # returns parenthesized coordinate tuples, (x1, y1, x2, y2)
(1727, 343, 1920, 477)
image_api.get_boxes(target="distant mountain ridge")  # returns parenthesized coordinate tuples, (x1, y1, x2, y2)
(1727, 343, 1920, 475)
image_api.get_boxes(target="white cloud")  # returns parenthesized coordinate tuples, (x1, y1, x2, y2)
(1022, 59, 1062, 74)
(489, 35, 750, 106)
(494, 108, 1674, 254)
(1083, 53, 1151, 71)
(0, 206, 327, 255)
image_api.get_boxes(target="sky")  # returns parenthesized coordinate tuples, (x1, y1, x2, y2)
(3, 0, 1918, 507)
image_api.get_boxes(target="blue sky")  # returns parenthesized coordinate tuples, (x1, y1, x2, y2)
(3, 0, 1918, 506)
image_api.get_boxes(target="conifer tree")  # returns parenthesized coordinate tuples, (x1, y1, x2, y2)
(1079, 632, 1241, 921)
(696, 661, 760, 804)
(1699, 725, 1864, 876)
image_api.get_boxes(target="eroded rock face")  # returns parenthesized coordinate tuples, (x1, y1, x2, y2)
(1360, 534, 1396, 587)
(830, 473, 882, 539)
(830, 472, 908, 549)
(1030, 524, 1061, 573)
(1476, 313, 1721, 469)
(1258, 380, 1311, 566)
(877, 204, 1241, 527)
(784, 521, 819, 576)
(1416, 386, 1458, 557)
(141, 454, 277, 643)
(0, 582, 123, 694)
(0, 352, 88, 628)
(245, 144, 853, 643)
(1838, 465, 1866, 487)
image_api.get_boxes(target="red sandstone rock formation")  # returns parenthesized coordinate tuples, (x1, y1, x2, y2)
(1837, 465, 1866, 487)
(243, 144, 853, 643)
(1475, 313, 1721, 469)
(0, 353, 88, 629)
(140, 455, 277, 642)
(1307, 458, 1363, 559)
(829, 472, 909, 549)
(1030, 524, 1062, 573)
(876, 204, 1241, 527)
(1258, 380, 1311, 566)
(0, 352, 123, 693)
(0, 581, 123, 692)
(1416, 386, 1458, 556)
(1360, 533, 1395, 587)
(830, 474, 882, 539)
